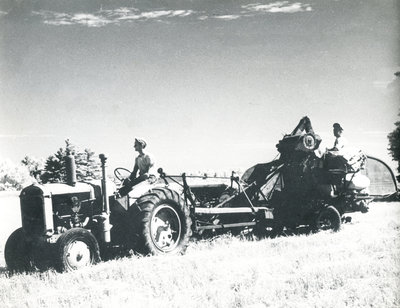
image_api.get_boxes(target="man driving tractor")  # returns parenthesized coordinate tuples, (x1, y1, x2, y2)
(117, 138, 155, 197)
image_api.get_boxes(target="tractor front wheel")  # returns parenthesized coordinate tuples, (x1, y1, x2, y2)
(55, 228, 100, 272)
(4, 228, 33, 273)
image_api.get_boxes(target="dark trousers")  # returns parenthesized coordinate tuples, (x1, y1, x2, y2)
(118, 174, 148, 197)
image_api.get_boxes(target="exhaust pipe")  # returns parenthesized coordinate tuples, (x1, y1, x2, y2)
(65, 153, 76, 186)
(99, 153, 112, 243)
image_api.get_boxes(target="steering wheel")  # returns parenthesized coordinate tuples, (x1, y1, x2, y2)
(114, 167, 131, 181)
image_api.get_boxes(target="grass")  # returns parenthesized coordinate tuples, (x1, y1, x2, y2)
(0, 201, 399, 308)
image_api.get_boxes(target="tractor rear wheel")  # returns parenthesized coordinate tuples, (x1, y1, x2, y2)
(4, 228, 33, 273)
(130, 188, 192, 255)
(315, 206, 341, 232)
(55, 228, 100, 272)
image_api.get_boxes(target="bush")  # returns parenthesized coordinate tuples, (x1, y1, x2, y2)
(0, 159, 35, 191)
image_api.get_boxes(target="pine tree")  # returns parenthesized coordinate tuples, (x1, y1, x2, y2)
(82, 148, 101, 181)
(40, 139, 101, 183)
(40, 155, 64, 183)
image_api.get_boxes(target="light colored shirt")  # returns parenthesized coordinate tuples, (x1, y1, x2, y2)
(135, 153, 154, 176)
(333, 136, 348, 151)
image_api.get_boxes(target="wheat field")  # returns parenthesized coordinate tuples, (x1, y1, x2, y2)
(0, 199, 399, 308)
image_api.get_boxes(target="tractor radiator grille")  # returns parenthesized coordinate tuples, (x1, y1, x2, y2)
(21, 195, 45, 236)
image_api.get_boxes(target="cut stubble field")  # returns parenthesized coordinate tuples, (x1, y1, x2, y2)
(0, 195, 399, 308)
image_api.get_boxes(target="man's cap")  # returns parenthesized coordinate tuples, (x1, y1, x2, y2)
(333, 123, 343, 131)
(69, 196, 80, 206)
(135, 138, 147, 149)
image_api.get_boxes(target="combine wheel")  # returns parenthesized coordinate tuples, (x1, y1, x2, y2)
(55, 228, 100, 272)
(315, 206, 341, 232)
(359, 200, 369, 213)
(4, 228, 33, 273)
(254, 219, 284, 239)
(131, 188, 192, 255)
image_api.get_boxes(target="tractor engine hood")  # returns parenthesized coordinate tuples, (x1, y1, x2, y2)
(21, 182, 95, 198)
(20, 180, 116, 200)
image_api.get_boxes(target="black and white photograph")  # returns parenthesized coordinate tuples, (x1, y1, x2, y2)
(0, 0, 399, 307)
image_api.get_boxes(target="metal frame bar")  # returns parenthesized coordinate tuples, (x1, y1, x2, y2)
(197, 221, 257, 230)
(195, 206, 270, 215)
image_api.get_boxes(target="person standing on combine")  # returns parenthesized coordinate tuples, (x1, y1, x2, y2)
(118, 138, 155, 197)
(329, 123, 348, 152)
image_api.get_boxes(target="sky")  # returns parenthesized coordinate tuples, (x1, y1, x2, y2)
(0, 0, 399, 174)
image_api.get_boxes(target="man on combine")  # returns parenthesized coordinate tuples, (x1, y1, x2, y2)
(328, 123, 348, 152)
(118, 138, 155, 197)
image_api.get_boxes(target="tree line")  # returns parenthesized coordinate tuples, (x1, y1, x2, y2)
(387, 72, 400, 182)
(0, 139, 101, 191)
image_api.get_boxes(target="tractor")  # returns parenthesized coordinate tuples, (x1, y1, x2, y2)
(4, 117, 381, 272)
